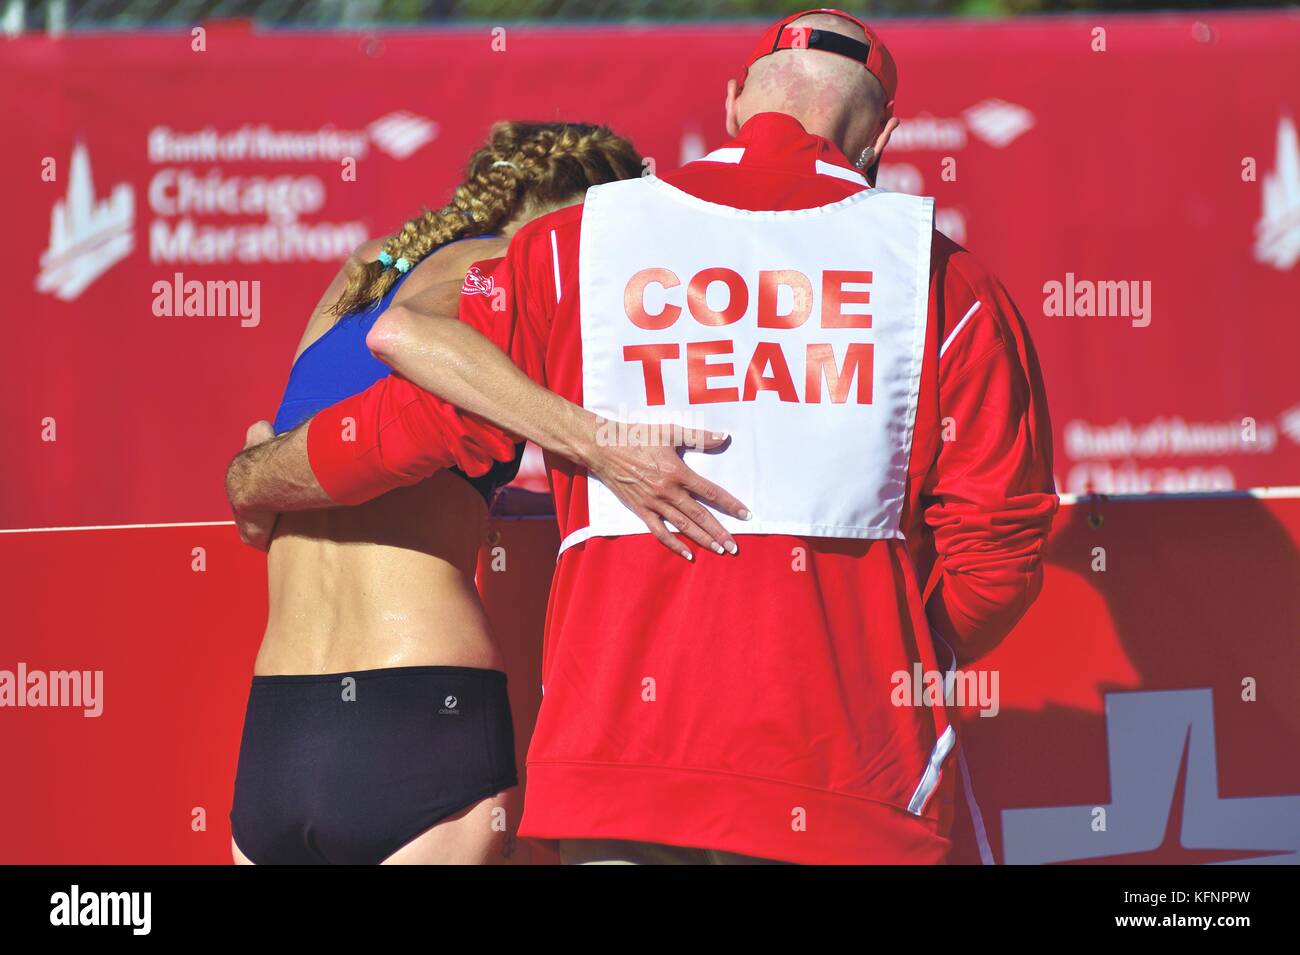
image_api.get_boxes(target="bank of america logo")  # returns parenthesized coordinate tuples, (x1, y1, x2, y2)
(37, 141, 134, 301)
(1279, 405, 1300, 445)
(962, 98, 1036, 148)
(368, 111, 439, 160)
(1254, 115, 1300, 271)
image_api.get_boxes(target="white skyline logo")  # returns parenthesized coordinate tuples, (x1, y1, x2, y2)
(37, 141, 134, 301)
(368, 111, 439, 160)
(1254, 115, 1300, 271)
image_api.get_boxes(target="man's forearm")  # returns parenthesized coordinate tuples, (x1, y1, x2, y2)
(226, 423, 335, 513)
(367, 304, 600, 469)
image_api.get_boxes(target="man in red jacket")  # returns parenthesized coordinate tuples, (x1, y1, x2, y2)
(228, 9, 1056, 864)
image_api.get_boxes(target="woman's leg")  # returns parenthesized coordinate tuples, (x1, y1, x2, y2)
(381, 788, 517, 865)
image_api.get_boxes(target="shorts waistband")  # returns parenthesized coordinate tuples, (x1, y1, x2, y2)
(250, 665, 507, 687)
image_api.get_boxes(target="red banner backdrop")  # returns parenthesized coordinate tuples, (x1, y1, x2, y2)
(1, 13, 1298, 529)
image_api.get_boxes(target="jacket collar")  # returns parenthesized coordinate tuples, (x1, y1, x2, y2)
(695, 112, 866, 186)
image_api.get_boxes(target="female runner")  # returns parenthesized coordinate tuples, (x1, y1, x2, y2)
(229, 122, 642, 865)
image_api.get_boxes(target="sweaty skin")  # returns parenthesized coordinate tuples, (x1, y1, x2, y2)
(256, 237, 510, 678)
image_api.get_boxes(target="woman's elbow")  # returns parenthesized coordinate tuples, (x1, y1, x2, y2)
(366, 306, 415, 362)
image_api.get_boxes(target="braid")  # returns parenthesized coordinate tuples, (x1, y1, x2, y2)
(330, 121, 642, 318)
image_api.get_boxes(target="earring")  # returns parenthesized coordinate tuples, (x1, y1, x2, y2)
(854, 147, 875, 171)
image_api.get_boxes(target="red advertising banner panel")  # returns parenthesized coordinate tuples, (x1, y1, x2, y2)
(2, 14, 1298, 530)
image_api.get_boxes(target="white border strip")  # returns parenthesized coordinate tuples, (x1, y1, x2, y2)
(1056, 486, 1300, 506)
(3, 488, 1298, 535)
(0, 520, 235, 535)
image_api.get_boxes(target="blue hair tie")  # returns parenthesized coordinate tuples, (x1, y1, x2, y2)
(394, 257, 412, 273)
(377, 251, 394, 267)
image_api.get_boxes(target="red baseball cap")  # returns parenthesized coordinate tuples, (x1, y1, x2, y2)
(738, 8, 898, 109)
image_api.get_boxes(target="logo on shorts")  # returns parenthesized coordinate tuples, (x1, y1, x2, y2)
(438, 695, 460, 715)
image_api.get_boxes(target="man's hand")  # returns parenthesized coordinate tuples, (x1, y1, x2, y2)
(225, 416, 334, 519)
(368, 301, 752, 561)
(230, 421, 280, 551)
(578, 420, 751, 561)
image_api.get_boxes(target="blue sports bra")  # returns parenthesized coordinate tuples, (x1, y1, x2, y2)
(274, 239, 522, 504)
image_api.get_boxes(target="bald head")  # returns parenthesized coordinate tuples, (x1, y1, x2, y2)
(725, 13, 888, 162)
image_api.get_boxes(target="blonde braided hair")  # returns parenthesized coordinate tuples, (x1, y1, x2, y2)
(330, 121, 643, 318)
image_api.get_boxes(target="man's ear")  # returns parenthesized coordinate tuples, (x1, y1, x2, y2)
(870, 115, 899, 166)
(724, 79, 741, 137)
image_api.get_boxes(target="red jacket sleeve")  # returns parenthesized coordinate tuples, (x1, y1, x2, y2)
(920, 251, 1059, 663)
(307, 373, 520, 506)
(307, 244, 550, 506)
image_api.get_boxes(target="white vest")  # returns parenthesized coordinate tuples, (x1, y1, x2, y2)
(567, 174, 933, 553)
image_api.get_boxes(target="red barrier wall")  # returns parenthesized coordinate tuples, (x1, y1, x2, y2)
(3, 13, 1299, 531)
(947, 492, 1300, 864)
(1, 494, 1296, 863)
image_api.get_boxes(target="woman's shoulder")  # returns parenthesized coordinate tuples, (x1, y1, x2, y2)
(402, 236, 509, 292)
(427, 234, 510, 269)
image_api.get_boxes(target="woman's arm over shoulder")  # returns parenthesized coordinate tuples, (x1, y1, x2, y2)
(367, 268, 749, 560)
